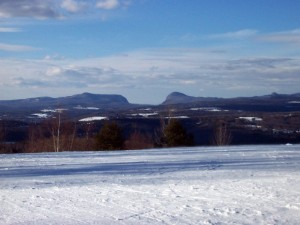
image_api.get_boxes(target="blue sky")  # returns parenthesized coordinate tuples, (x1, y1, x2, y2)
(0, 0, 300, 104)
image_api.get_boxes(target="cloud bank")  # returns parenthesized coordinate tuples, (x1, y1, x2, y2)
(259, 29, 300, 45)
(1, 46, 299, 103)
(0, 0, 133, 19)
(0, 0, 60, 19)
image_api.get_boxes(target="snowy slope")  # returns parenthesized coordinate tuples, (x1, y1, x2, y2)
(0, 145, 300, 225)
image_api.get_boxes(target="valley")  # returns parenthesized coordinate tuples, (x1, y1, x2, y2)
(1, 92, 300, 153)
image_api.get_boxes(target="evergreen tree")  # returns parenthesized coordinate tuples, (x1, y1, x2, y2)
(163, 119, 194, 147)
(95, 122, 124, 150)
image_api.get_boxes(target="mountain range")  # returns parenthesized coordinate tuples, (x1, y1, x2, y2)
(1, 91, 300, 121)
(162, 91, 300, 105)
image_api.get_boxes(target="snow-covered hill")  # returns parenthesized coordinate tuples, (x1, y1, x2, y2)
(1, 145, 300, 224)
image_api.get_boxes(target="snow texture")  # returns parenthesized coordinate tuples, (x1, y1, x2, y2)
(1, 145, 300, 225)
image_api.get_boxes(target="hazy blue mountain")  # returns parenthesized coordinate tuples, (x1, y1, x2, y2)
(161, 91, 300, 105)
(161, 92, 219, 105)
(0, 92, 130, 110)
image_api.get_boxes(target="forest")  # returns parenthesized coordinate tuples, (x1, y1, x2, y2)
(1, 110, 300, 154)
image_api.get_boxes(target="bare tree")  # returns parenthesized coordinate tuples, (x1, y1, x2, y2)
(45, 109, 68, 152)
(49, 110, 62, 152)
(212, 121, 232, 146)
(124, 130, 154, 150)
(26, 117, 78, 153)
(26, 120, 57, 153)
(0, 121, 5, 152)
(60, 121, 77, 151)
(0, 121, 4, 141)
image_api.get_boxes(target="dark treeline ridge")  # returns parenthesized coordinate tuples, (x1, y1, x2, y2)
(1, 111, 300, 154)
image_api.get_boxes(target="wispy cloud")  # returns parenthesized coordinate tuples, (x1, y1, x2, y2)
(96, 0, 120, 10)
(96, 0, 132, 10)
(0, 43, 38, 52)
(209, 29, 258, 39)
(259, 29, 300, 45)
(0, 27, 22, 32)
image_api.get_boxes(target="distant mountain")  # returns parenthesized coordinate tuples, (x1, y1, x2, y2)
(161, 91, 300, 105)
(259, 92, 300, 99)
(0, 92, 130, 110)
(0, 93, 134, 120)
(161, 92, 219, 105)
(58, 92, 129, 106)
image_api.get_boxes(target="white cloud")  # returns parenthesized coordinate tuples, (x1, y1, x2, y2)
(209, 29, 258, 39)
(0, 0, 61, 19)
(96, 0, 120, 10)
(46, 67, 64, 76)
(0, 0, 134, 20)
(43, 54, 65, 60)
(259, 29, 300, 45)
(0, 27, 22, 32)
(0, 43, 38, 52)
(61, 0, 86, 13)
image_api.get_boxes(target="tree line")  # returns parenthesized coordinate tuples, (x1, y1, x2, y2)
(0, 113, 232, 153)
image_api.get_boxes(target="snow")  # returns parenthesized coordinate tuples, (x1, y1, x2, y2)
(31, 113, 49, 118)
(74, 106, 100, 110)
(41, 109, 57, 113)
(79, 116, 108, 122)
(166, 116, 189, 119)
(41, 109, 68, 113)
(190, 107, 227, 112)
(244, 125, 262, 129)
(239, 116, 263, 122)
(130, 113, 158, 118)
(0, 145, 300, 225)
(138, 108, 152, 111)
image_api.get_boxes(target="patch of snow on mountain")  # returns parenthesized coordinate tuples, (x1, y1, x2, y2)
(74, 106, 100, 110)
(139, 108, 152, 111)
(130, 113, 158, 118)
(41, 109, 68, 113)
(190, 107, 226, 112)
(167, 116, 189, 119)
(239, 116, 263, 122)
(41, 109, 57, 113)
(79, 116, 108, 122)
(31, 113, 49, 118)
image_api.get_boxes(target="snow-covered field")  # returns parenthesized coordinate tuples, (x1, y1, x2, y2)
(1, 145, 300, 225)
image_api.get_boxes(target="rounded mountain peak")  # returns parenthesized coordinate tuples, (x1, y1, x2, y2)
(167, 92, 189, 98)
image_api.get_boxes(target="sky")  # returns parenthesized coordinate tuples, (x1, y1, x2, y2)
(0, 0, 300, 104)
